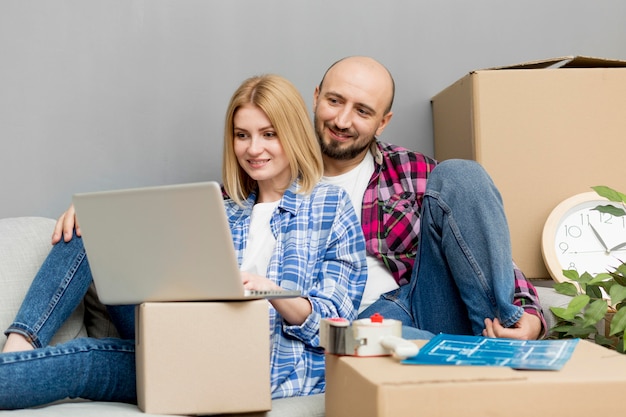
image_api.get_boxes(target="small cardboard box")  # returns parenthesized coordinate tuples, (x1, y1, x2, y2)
(326, 339, 626, 417)
(431, 56, 626, 279)
(135, 300, 271, 415)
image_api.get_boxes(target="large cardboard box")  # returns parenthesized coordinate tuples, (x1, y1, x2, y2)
(326, 339, 626, 417)
(135, 300, 271, 415)
(431, 56, 626, 279)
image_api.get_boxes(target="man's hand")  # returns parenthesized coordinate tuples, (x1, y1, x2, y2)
(51, 204, 81, 244)
(482, 312, 542, 340)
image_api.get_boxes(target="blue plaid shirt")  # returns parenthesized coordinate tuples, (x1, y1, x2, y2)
(224, 181, 367, 398)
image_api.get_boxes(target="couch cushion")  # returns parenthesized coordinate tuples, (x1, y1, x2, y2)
(535, 284, 574, 333)
(2, 395, 326, 417)
(0, 217, 87, 350)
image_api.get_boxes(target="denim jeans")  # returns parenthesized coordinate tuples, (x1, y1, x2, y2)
(0, 233, 137, 410)
(360, 159, 523, 338)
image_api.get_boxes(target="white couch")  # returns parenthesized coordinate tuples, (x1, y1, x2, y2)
(0, 216, 571, 416)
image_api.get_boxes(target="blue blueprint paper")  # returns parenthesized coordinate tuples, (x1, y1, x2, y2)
(402, 333, 579, 370)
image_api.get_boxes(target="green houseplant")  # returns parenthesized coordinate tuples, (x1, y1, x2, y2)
(549, 186, 626, 353)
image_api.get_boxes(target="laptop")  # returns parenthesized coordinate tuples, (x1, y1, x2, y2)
(72, 181, 301, 305)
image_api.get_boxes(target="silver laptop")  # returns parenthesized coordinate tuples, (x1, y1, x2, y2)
(72, 181, 301, 305)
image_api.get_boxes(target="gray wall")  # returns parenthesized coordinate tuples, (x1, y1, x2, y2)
(2, 0, 626, 219)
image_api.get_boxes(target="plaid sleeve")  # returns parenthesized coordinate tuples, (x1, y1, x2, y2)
(513, 263, 547, 338)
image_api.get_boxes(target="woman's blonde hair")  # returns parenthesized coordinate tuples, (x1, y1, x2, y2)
(222, 74, 323, 205)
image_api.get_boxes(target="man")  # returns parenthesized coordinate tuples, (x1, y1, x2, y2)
(315, 56, 543, 340)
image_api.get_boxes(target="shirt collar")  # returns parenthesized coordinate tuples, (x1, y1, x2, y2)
(242, 180, 301, 216)
(370, 140, 383, 166)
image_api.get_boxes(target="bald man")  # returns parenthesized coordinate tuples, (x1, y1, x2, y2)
(315, 56, 544, 340)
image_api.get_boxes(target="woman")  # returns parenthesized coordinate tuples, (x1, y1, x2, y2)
(0, 74, 367, 409)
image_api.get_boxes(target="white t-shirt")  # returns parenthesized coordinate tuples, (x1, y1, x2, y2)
(321, 152, 399, 314)
(240, 201, 279, 276)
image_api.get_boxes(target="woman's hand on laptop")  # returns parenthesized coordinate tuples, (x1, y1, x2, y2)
(240, 272, 311, 326)
(51, 203, 81, 244)
(241, 271, 282, 293)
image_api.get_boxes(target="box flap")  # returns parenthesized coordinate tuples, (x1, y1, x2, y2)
(481, 55, 626, 71)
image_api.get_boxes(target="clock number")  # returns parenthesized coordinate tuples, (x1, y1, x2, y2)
(558, 242, 569, 254)
(564, 225, 582, 238)
(567, 262, 577, 271)
(578, 213, 590, 226)
(578, 210, 617, 225)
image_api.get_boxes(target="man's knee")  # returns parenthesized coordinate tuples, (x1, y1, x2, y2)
(427, 159, 496, 197)
(432, 159, 487, 182)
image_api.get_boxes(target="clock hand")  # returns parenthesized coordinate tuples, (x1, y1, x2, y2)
(609, 242, 626, 252)
(589, 224, 610, 254)
(571, 250, 613, 254)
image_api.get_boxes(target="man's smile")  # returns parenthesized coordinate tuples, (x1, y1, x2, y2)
(326, 125, 355, 143)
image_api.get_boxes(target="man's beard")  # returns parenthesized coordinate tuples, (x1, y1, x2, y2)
(315, 118, 374, 161)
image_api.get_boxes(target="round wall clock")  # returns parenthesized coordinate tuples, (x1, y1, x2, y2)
(542, 191, 626, 283)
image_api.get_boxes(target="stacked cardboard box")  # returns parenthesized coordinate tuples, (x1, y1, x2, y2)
(135, 300, 270, 415)
(432, 56, 626, 279)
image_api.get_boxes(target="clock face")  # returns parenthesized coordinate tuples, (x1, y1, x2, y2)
(543, 192, 626, 282)
(555, 201, 626, 276)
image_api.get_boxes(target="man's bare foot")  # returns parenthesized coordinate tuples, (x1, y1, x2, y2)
(2, 333, 35, 353)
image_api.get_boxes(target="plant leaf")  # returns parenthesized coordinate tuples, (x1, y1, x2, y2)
(594, 334, 617, 349)
(610, 307, 626, 336)
(583, 299, 608, 327)
(589, 273, 612, 285)
(550, 324, 576, 333)
(593, 205, 626, 217)
(562, 269, 580, 282)
(610, 285, 626, 306)
(564, 324, 597, 338)
(553, 282, 579, 297)
(612, 265, 626, 286)
(586, 284, 604, 300)
(592, 186, 626, 204)
(550, 306, 576, 321)
(598, 279, 615, 294)
(568, 294, 591, 313)
(578, 271, 594, 285)
(550, 295, 591, 322)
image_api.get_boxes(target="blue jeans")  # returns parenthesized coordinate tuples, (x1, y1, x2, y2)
(360, 160, 523, 338)
(0, 233, 137, 409)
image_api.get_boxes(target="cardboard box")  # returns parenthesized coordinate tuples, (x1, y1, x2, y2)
(326, 339, 626, 417)
(135, 300, 271, 415)
(431, 56, 626, 279)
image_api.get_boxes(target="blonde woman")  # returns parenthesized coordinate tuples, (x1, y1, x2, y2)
(222, 75, 366, 397)
(0, 75, 366, 408)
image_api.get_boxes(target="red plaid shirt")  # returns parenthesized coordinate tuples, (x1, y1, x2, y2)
(361, 141, 545, 331)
